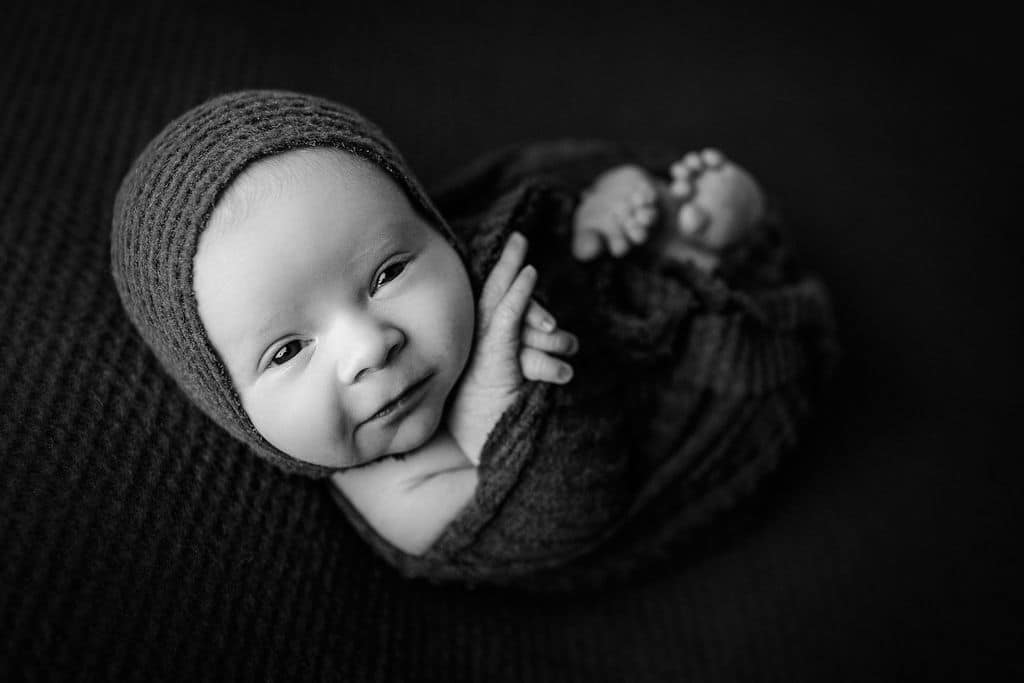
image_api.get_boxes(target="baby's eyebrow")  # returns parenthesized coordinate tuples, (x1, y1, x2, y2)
(239, 309, 296, 361)
(333, 221, 404, 267)
(362, 224, 407, 255)
(253, 310, 292, 342)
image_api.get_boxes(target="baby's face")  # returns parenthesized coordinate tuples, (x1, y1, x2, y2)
(194, 149, 475, 469)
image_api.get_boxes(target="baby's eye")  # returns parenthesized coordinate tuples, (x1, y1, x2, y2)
(269, 339, 305, 367)
(372, 259, 409, 294)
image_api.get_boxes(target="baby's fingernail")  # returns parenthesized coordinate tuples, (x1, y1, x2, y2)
(559, 364, 573, 382)
(542, 316, 556, 331)
(566, 334, 578, 353)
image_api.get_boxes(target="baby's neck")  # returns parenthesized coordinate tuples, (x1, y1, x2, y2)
(330, 426, 477, 555)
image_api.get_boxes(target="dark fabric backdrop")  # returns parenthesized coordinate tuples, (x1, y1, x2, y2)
(1, 1, 1019, 680)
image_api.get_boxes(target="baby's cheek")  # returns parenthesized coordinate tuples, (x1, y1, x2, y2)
(451, 290, 475, 361)
(242, 383, 347, 467)
(438, 282, 475, 382)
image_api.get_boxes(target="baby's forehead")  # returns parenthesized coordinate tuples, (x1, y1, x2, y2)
(209, 148, 373, 233)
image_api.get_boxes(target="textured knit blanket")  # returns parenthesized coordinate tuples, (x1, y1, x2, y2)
(329, 140, 839, 590)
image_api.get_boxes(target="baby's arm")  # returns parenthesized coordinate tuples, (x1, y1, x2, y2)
(332, 232, 578, 556)
(331, 429, 477, 555)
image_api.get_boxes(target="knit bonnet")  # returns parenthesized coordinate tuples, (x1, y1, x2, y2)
(111, 90, 464, 478)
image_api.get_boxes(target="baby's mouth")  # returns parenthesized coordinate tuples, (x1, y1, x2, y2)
(364, 374, 433, 424)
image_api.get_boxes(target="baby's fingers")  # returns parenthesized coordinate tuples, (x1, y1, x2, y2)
(522, 327, 578, 356)
(479, 232, 528, 326)
(489, 263, 537, 337)
(525, 299, 557, 332)
(520, 347, 573, 384)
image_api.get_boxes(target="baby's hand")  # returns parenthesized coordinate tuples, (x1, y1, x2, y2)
(447, 232, 578, 464)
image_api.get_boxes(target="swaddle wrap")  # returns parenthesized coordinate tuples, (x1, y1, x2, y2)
(335, 142, 839, 589)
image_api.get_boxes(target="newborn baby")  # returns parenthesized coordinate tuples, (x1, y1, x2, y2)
(112, 90, 836, 588)
(192, 146, 572, 554)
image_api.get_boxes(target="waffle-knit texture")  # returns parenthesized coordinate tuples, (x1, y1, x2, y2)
(111, 90, 463, 477)
(4, 1, 1016, 680)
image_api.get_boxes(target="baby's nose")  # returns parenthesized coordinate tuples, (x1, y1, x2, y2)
(335, 321, 405, 385)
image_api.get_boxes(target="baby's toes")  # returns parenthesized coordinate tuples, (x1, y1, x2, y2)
(603, 222, 630, 256)
(683, 151, 704, 173)
(632, 204, 659, 238)
(572, 227, 604, 261)
(595, 199, 640, 254)
(573, 202, 632, 258)
(678, 202, 709, 237)
(576, 193, 620, 232)
(633, 203, 656, 228)
(610, 198, 634, 224)
(669, 174, 693, 200)
(670, 152, 705, 190)
(629, 185, 656, 206)
(669, 158, 691, 182)
(622, 216, 642, 244)
(622, 211, 648, 244)
(700, 148, 725, 169)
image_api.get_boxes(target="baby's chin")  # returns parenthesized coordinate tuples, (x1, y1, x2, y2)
(351, 392, 447, 467)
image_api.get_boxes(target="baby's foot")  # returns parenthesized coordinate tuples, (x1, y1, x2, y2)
(662, 148, 765, 255)
(572, 165, 659, 260)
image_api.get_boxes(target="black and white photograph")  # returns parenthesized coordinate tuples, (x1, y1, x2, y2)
(1, 1, 1018, 680)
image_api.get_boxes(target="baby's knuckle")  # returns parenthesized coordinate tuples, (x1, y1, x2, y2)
(524, 356, 548, 381)
(494, 302, 522, 327)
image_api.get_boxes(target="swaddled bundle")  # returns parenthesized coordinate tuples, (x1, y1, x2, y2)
(112, 90, 837, 590)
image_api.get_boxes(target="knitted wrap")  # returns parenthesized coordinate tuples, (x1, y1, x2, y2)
(110, 90, 463, 478)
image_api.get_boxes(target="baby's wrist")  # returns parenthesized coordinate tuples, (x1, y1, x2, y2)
(446, 388, 519, 465)
(446, 414, 490, 466)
